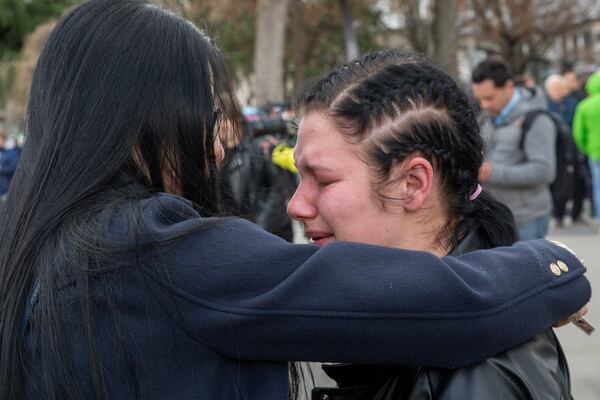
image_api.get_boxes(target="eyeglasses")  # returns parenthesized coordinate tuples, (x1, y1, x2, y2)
(211, 109, 222, 140)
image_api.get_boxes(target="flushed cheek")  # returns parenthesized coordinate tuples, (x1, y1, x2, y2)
(319, 191, 352, 219)
(214, 138, 225, 163)
(316, 201, 344, 234)
(321, 205, 366, 241)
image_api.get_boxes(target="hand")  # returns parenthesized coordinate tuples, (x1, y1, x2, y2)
(554, 304, 588, 328)
(479, 161, 491, 182)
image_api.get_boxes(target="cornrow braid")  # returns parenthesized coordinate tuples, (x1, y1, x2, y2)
(294, 49, 517, 250)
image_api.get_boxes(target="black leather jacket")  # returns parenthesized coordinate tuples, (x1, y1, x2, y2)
(312, 229, 572, 400)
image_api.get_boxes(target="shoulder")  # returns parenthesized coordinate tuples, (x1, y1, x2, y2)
(141, 192, 199, 218)
(508, 89, 545, 123)
(577, 95, 599, 110)
(120, 193, 201, 235)
(107, 193, 264, 247)
(582, 95, 600, 112)
(420, 329, 568, 399)
(523, 111, 556, 136)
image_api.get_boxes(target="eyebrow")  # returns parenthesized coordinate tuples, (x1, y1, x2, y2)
(293, 152, 334, 173)
(301, 161, 335, 174)
(308, 162, 334, 171)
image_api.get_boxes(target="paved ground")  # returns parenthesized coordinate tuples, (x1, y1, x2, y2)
(549, 222, 599, 400)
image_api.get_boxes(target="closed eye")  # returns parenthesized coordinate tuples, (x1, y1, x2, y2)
(316, 177, 338, 188)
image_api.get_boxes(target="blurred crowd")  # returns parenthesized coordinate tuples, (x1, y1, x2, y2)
(220, 103, 298, 241)
(472, 60, 599, 239)
(1, 61, 599, 239)
(218, 60, 600, 241)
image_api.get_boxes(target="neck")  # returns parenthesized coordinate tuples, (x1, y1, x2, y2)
(392, 210, 452, 257)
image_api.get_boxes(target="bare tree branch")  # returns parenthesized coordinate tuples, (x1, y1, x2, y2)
(466, 0, 600, 73)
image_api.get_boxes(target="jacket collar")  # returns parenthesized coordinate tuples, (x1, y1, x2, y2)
(450, 227, 490, 256)
(493, 89, 522, 126)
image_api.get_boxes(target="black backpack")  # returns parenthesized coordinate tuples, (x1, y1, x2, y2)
(519, 110, 575, 196)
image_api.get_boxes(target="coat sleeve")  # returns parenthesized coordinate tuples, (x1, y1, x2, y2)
(140, 195, 591, 369)
(487, 115, 556, 187)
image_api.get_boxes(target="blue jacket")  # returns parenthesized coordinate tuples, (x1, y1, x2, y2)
(23, 193, 591, 399)
(547, 95, 577, 127)
(0, 146, 20, 195)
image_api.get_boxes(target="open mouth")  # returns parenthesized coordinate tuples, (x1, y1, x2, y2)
(306, 232, 334, 246)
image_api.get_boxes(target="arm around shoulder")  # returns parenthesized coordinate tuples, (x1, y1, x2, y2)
(139, 198, 591, 368)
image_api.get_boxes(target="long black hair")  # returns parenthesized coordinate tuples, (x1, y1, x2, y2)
(0, 1, 240, 398)
(294, 50, 517, 251)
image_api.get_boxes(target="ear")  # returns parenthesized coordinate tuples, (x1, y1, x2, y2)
(389, 156, 434, 211)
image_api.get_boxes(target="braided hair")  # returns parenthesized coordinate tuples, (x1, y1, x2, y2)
(294, 50, 517, 251)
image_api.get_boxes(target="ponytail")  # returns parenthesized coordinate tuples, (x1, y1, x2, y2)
(454, 190, 518, 249)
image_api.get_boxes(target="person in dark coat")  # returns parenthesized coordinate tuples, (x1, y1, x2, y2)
(0, 2, 590, 400)
(562, 64, 594, 223)
(221, 117, 294, 242)
(288, 50, 581, 400)
(545, 74, 577, 228)
(0, 128, 20, 198)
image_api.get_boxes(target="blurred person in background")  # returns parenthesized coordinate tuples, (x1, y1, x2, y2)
(562, 63, 595, 224)
(514, 72, 547, 110)
(472, 58, 556, 240)
(544, 74, 577, 228)
(573, 71, 600, 232)
(562, 63, 588, 103)
(0, 127, 21, 201)
(545, 75, 575, 125)
(221, 106, 295, 241)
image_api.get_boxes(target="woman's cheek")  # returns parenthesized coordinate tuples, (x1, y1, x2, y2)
(212, 133, 225, 162)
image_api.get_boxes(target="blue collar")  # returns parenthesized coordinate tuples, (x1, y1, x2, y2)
(494, 89, 521, 126)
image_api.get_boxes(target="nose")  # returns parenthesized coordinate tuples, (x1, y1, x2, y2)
(287, 181, 317, 221)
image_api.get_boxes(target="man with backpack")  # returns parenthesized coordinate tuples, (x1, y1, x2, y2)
(472, 58, 556, 240)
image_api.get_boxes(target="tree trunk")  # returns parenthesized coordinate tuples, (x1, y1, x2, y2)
(432, 0, 458, 77)
(291, 4, 308, 90)
(253, 0, 289, 106)
(339, 0, 359, 61)
(502, 39, 527, 75)
(405, 0, 429, 54)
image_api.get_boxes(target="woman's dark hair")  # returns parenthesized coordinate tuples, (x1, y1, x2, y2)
(294, 49, 517, 252)
(0, 0, 240, 398)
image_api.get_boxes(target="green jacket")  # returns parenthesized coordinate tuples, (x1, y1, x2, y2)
(573, 71, 600, 161)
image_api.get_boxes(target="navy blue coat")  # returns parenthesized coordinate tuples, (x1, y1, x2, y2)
(23, 193, 591, 399)
(0, 146, 20, 195)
